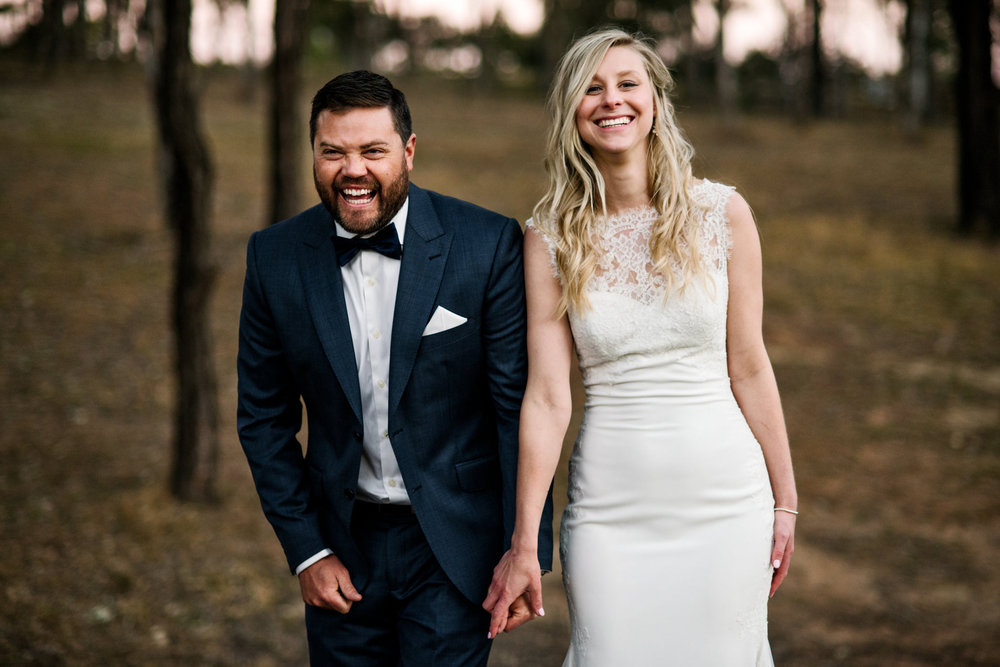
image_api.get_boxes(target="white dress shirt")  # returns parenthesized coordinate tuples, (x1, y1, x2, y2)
(296, 199, 410, 575)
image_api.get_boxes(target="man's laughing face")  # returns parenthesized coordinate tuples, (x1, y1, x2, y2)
(312, 106, 415, 235)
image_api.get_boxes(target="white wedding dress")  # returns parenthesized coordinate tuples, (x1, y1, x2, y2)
(531, 181, 775, 666)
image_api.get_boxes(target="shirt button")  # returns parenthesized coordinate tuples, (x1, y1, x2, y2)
(372, 329, 381, 339)
(382, 430, 389, 439)
(388, 480, 397, 488)
(367, 277, 376, 286)
(377, 379, 386, 389)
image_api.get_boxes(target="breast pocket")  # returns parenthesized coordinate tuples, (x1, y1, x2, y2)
(419, 319, 477, 353)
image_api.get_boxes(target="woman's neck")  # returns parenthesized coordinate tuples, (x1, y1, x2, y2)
(595, 152, 652, 214)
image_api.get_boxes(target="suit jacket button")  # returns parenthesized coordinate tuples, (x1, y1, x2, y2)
(353, 431, 362, 441)
(344, 489, 355, 499)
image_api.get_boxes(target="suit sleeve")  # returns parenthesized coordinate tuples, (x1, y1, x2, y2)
(481, 218, 554, 571)
(236, 233, 329, 573)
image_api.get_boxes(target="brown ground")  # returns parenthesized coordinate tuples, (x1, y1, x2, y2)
(1, 63, 997, 665)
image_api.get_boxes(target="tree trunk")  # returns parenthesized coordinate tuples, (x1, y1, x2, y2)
(539, 0, 574, 92)
(268, 0, 310, 225)
(949, 0, 1000, 236)
(810, 0, 825, 117)
(903, 0, 932, 135)
(474, 11, 501, 94)
(715, 0, 738, 126)
(539, 0, 611, 91)
(777, 1, 809, 121)
(150, 0, 220, 501)
(36, 0, 68, 69)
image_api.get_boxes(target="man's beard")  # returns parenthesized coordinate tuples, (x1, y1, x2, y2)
(315, 162, 410, 235)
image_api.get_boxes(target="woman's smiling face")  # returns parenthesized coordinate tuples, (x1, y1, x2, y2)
(575, 45, 655, 162)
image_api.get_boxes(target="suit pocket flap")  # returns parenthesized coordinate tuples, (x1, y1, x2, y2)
(454, 455, 499, 492)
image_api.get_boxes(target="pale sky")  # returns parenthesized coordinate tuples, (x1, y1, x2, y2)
(0, 0, 900, 75)
(192, 0, 904, 75)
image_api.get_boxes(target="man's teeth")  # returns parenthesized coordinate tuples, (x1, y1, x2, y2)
(598, 117, 632, 128)
(342, 188, 376, 203)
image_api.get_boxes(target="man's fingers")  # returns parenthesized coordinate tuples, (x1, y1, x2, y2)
(327, 595, 354, 614)
(298, 556, 362, 612)
(503, 593, 537, 633)
(337, 573, 363, 602)
(504, 608, 530, 632)
(304, 589, 351, 613)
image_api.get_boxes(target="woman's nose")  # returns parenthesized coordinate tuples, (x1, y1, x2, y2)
(602, 88, 622, 108)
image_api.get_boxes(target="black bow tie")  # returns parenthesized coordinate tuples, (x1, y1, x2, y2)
(332, 223, 403, 266)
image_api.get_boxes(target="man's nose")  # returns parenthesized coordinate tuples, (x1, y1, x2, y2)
(342, 154, 367, 177)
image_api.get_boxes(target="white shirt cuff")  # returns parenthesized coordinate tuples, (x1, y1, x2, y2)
(295, 549, 334, 575)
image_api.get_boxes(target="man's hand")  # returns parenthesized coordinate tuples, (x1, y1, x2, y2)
(298, 554, 363, 614)
(503, 593, 540, 633)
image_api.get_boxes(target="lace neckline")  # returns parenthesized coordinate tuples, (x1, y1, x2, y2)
(602, 205, 658, 232)
(600, 180, 714, 230)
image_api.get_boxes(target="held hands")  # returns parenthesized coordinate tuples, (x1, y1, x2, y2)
(769, 511, 796, 598)
(482, 548, 545, 638)
(298, 554, 363, 613)
(504, 592, 541, 634)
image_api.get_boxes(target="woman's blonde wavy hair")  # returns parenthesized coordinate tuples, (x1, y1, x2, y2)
(532, 27, 708, 316)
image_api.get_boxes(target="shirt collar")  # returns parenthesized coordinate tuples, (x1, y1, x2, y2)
(333, 197, 409, 245)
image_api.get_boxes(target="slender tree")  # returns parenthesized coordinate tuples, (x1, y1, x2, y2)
(809, 0, 825, 116)
(149, 0, 220, 500)
(36, 0, 68, 68)
(539, 0, 611, 89)
(268, 0, 310, 225)
(949, 0, 1000, 236)
(903, 0, 932, 135)
(715, 0, 738, 124)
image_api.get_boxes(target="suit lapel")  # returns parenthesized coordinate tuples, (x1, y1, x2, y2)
(389, 185, 452, 417)
(298, 207, 364, 424)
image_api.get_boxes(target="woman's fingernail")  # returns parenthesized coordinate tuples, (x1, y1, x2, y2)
(538, 608, 545, 616)
(487, 632, 493, 639)
(773, 560, 781, 569)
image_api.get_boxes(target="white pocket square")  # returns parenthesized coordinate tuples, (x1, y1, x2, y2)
(422, 306, 468, 336)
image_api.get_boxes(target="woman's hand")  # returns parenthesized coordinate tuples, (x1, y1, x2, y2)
(769, 510, 796, 597)
(482, 548, 544, 637)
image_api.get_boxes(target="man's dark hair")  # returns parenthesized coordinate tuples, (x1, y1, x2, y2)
(309, 70, 413, 146)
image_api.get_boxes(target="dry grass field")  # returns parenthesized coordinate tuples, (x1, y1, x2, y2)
(1, 62, 997, 665)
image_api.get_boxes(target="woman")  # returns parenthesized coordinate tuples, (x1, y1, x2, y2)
(482, 28, 797, 664)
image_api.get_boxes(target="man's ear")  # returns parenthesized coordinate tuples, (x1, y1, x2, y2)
(405, 133, 416, 171)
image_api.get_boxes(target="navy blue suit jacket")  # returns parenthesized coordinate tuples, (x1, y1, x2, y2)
(237, 183, 553, 604)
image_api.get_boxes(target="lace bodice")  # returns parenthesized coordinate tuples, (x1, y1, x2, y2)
(528, 180, 736, 390)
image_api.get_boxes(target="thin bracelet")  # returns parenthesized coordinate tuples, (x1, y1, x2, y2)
(774, 507, 799, 515)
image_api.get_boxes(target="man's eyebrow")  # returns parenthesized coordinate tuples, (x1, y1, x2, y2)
(316, 140, 391, 150)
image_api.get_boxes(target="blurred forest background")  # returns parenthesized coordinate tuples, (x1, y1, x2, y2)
(1, 0, 999, 664)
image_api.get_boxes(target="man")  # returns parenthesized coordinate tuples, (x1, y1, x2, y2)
(237, 70, 552, 665)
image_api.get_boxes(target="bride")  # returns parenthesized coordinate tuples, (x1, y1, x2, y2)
(483, 28, 798, 665)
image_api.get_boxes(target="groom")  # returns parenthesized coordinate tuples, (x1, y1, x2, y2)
(237, 70, 552, 665)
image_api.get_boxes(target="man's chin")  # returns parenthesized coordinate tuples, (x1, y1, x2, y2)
(334, 206, 383, 234)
